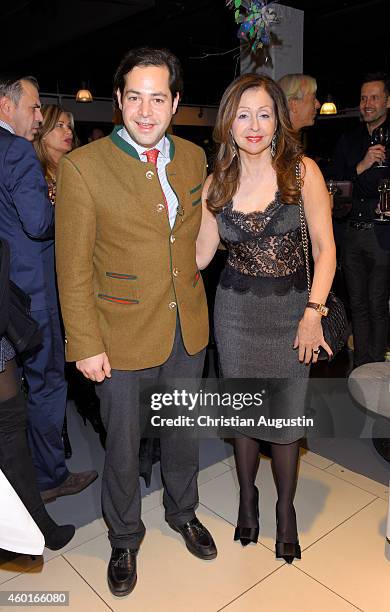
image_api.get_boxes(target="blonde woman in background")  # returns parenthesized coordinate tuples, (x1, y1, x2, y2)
(34, 105, 78, 205)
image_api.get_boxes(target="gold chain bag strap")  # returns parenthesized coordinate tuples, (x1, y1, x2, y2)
(296, 161, 348, 361)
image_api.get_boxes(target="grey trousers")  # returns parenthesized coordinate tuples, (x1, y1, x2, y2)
(96, 319, 205, 549)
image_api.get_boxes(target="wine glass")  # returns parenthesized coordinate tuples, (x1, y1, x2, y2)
(326, 179, 338, 212)
(371, 127, 389, 167)
(383, 179, 390, 219)
(375, 178, 390, 222)
(326, 179, 338, 196)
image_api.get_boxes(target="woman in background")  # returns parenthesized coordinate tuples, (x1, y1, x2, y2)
(34, 105, 78, 205)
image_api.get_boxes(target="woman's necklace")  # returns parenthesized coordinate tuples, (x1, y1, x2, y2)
(46, 170, 57, 206)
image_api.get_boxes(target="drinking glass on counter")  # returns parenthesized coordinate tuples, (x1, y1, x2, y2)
(375, 178, 390, 222)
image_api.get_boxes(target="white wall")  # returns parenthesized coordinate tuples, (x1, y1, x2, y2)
(240, 4, 304, 81)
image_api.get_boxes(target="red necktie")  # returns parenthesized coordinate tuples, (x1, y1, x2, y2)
(144, 148, 168, 213)
(144, 148, 159, 165)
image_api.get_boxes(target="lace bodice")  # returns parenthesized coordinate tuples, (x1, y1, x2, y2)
(216, 195, 306, 296)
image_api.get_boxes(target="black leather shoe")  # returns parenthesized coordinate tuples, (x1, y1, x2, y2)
(107, 548, 137, 597)
(169, 518, 217, 560)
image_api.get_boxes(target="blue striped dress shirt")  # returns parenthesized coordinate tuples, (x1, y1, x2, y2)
(117, 128, 179, 229)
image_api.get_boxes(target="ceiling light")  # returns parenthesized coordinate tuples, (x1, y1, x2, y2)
(76, 86, 93, 103)
(320, 95, 337, 115)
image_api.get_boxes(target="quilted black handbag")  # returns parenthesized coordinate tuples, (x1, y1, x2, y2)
(296, 162, 348, 361)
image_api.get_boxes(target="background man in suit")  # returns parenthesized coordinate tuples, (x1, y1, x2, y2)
(56, 48, 217, 598)
(0, 75, 97, 502)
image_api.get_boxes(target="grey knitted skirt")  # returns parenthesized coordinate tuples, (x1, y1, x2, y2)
(214, 285, 310, 443)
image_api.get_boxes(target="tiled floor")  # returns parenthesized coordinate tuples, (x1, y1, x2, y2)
(1, 447, 389, 612)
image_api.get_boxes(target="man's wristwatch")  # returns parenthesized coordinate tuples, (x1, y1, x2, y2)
(305, 302, 329, 317)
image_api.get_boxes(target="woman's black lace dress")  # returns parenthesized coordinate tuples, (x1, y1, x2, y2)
(214, 194, 309, 442)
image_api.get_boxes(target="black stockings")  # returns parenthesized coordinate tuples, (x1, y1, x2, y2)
(271, 440, 300, 543)
(234, 436, 260, 527)
(234, 436, 300, 540)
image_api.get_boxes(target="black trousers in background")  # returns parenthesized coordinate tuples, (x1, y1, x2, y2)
(96, 319, 205, 550)
(0, 359, 47, 527)
(342, 226, 390, 367)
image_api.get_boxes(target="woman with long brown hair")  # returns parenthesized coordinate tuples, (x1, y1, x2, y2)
(197, 74, 336, 563)
(34, 105, 78, 205)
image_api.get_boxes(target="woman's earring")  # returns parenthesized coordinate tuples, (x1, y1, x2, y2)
(271, 133, 277, 158)
(229, 131, 238, 159)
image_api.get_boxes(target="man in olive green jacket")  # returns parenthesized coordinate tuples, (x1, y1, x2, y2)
(56, 48, 216, 597)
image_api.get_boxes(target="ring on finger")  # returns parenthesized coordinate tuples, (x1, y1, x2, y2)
(313, 349, 320, 355)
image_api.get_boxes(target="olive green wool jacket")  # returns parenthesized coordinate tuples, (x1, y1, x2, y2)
(55, 128, 209, 370)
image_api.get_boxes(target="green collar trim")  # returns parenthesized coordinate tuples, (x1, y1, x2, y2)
(110, 126, 139, 159)
(167, 134, 175, 160)
(110, 125, 176, 161)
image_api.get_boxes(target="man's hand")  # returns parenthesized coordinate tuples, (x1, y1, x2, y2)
(76, 352, 112, 382)
(356, 144, 386, 174)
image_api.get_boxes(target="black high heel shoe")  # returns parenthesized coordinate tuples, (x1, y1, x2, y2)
(234, 486, 259, 546)
(275, 541, 301, 564)
(275, 502, 301, 563)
